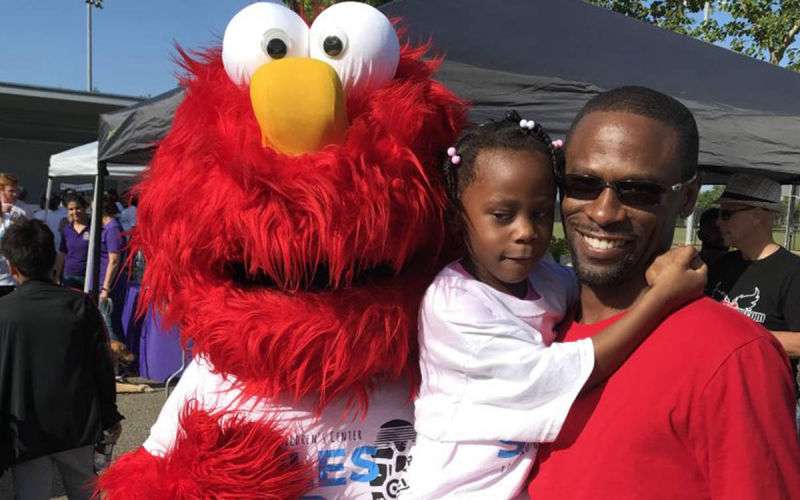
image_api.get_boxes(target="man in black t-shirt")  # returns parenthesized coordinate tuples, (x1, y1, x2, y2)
(707, 173, 800, 396)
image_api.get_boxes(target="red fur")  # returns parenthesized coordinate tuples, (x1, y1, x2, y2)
(98, 407, 314, 499)
(132, 39, 466, 408)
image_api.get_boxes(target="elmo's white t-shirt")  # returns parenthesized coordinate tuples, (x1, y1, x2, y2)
(403, 261, 595, 499)
(145, 357, 418, 499)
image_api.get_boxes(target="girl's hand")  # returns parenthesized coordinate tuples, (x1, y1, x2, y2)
(100, 288, 110, 303)
(645, 246, 707, 310)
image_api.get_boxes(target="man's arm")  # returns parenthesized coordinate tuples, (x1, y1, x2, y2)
(774, 272, 800, 357)
(54, 252, 65, 283)
(695, 337, 800, 499)
(771, 331, 800, 358)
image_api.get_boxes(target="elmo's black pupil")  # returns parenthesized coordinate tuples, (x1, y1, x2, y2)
(267, 38, 287, 58)
(323, 36, 343, 56)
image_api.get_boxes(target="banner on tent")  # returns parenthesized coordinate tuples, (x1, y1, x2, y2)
(60, 182, 94, 192)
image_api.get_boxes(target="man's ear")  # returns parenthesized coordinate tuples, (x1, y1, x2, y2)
(754, 207, 777, 227)
(679, 171, 702, 219)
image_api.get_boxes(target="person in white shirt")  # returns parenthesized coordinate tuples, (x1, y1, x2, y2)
(0, 173, 27, 295)
(119, 194, 137, 232)
(14, 187, 39, 217)
(402, 113, 706, 499)
(33, 194, 68, 252)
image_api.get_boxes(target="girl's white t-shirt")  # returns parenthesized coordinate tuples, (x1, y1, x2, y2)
(403, 261, 595, 500)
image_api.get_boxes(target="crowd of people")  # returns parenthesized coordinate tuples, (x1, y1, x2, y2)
(1, 86, 800, 499)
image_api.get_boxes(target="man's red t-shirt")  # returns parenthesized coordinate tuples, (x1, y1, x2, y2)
(529, 298, 800, 500)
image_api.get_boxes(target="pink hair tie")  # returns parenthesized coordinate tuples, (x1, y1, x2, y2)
(551, 139, 564, 149)
(447, 146, 461, 165)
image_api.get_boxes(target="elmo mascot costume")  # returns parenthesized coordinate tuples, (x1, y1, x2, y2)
(98, 2, 465, 498)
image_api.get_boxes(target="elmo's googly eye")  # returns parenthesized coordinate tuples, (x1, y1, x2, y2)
(223, 2, 309, 86)
(262, 29, 291, 59)
(322, 32, 347, 58)
(310, 2, 399, 94)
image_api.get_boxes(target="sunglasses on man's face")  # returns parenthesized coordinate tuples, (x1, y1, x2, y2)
(718, 206, 755, 221)
(560, 173, 696, 208)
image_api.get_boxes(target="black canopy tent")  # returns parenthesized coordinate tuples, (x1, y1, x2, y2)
(83, 88, 184, 295)
(382, 0, 800, 184)
(95, 0, 800, 183)
(98, 87, 184, 165)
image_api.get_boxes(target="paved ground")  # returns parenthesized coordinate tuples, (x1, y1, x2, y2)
(0, 378, 169, 499)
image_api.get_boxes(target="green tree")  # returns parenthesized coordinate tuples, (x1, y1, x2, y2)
(586, 1, 800, 71)
(286, 0, 390, 18)
(694, 185, 724, 217)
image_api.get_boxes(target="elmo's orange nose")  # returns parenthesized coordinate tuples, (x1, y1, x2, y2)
(250, 58, 349, 155)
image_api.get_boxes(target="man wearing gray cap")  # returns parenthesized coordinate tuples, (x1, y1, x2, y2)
(708, 173, 800, 394)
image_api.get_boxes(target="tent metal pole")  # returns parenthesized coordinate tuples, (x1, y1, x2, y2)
(84, 180, 97, 294)
(684, 212, 695, 246)
(785, 185, 798, 250)
(43, 177, 53, 223)
(87, 162, 106, 299)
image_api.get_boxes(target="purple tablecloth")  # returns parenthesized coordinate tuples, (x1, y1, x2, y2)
(120, 282, 191, 381)
(121, 283, 142, 361)
(140, 309, 190, 381)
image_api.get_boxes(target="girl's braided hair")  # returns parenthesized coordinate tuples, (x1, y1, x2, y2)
(441, 110, 563, 205)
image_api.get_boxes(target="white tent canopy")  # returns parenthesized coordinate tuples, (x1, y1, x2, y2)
(49, 141, 145, 178)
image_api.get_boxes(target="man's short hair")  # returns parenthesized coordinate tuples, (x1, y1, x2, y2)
(567, 86, 699, 181)
(699, 207, 720, 227)
(102, 196, 119, 216)
(0, 219, 55, 280)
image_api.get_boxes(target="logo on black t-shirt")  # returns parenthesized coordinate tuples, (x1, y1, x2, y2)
(711, 283, 767, 323)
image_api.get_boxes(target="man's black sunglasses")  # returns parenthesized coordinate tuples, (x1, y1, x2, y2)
(560, 173, 697, 208)
(718, 206, 755, 221)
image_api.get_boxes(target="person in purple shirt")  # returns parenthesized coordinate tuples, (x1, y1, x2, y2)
(56, 195, 128, 340)
(55, 194, 90, 289)
(98, 197, 127, 341)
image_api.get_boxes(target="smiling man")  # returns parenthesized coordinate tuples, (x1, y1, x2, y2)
(528, 87, 800, 499)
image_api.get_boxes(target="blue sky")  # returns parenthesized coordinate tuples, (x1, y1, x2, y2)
(1, 1, 796, 98)
(0, 0, 254, 97)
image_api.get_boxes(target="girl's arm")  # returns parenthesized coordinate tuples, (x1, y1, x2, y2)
(583, 246, 706, 391)
(101, 251, 120, 301)
(54, 251, 66, 283)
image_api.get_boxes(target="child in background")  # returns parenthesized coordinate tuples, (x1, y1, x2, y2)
(402, 113, 705, 499)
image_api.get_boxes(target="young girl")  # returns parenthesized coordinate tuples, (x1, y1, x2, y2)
(402, 113, 705, 499)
